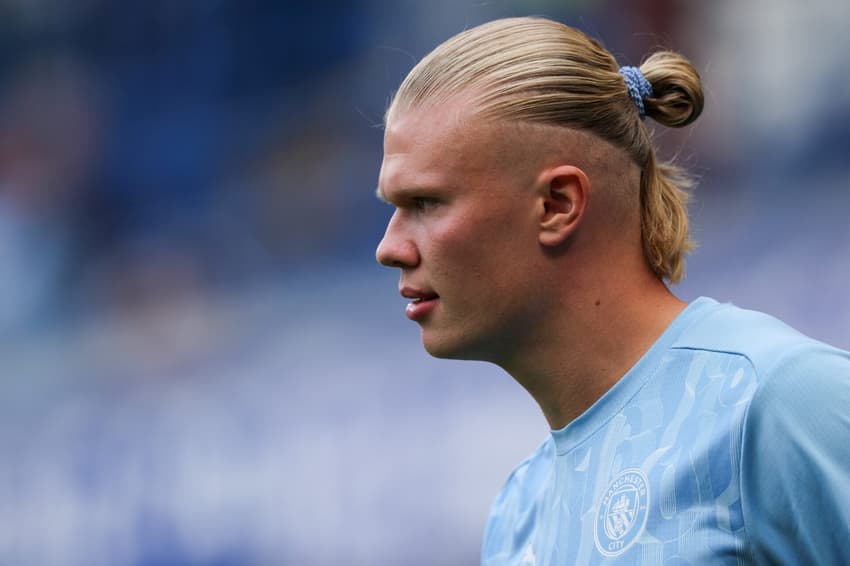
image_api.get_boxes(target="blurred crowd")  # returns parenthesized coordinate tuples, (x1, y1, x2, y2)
(0, 0, 388, 340)
(0, 1, 848, 564)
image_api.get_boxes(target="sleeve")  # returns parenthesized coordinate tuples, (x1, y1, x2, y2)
(740, 344, 850, 564)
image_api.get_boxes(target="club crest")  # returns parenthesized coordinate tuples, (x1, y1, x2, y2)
(594, 468, 650, 557)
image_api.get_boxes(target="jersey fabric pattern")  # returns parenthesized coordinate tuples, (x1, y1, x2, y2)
(481, 297, 850, 565)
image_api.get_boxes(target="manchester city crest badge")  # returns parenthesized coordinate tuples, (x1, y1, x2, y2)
(594, 468, 650, 557)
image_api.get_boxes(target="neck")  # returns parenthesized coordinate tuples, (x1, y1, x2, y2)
(498, 275, 686, 431)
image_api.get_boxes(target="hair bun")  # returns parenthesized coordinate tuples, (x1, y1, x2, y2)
(640, 51, 704, 128)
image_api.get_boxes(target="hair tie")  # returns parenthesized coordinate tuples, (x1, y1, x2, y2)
(618, 66, 653, 119)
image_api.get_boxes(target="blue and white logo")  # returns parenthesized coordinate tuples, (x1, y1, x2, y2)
(594, 468, 650, 557)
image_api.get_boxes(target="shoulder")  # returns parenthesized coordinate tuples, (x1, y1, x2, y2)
(488, 436, 554, 515)
(671, 300, 850, 403)
(683, 301, 850, 563)
(671, 299, 836, 371)
(482, 436, 554, 551)
(672, 299, 850, 426)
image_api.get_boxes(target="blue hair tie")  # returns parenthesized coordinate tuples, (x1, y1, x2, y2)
(618, 66, 653, 119)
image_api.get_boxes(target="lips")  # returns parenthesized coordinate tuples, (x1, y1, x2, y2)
(400, 287, 439, 321)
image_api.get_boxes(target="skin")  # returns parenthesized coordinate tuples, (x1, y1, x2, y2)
(376, 96, 686, 430)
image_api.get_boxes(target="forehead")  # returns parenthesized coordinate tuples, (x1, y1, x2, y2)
(379, 100, 534, 198)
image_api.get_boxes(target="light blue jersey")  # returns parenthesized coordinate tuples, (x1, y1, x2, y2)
(482, 297, 850, 565)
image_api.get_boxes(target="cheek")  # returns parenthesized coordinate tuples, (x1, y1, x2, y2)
(428, 207, 537, 289)
(427, 214, 499, 272)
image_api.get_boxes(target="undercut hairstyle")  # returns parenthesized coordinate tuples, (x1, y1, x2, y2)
(387, 17, 704, 283)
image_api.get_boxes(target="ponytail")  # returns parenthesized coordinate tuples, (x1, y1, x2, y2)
(637, 51, 704, 282)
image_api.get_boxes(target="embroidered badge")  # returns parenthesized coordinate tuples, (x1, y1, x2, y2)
(594, 468, 650, 557)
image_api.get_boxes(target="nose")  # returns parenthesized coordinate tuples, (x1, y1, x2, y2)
(376, 211, 419, 268)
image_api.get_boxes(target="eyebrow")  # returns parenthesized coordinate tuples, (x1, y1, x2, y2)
(375, 184, 448, 205)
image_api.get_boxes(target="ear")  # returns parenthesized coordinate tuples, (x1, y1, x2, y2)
(537, 165, 589, 247)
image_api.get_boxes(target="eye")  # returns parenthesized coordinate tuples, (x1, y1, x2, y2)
(412, 197, 439, 212)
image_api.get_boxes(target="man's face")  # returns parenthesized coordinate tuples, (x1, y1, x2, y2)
(376, 101, 549, 362)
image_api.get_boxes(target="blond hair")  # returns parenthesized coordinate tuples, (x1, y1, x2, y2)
(388, 18, 704, 283)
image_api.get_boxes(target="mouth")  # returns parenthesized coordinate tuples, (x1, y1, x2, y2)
(400, 288, 440, 321)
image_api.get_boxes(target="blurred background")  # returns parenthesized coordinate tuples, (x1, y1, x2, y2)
(0, 0, 848, 564)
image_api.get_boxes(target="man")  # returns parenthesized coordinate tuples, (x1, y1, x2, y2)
(375, 17, 850, 565)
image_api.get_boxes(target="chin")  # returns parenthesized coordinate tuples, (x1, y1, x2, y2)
(421, 330, 496, 362)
